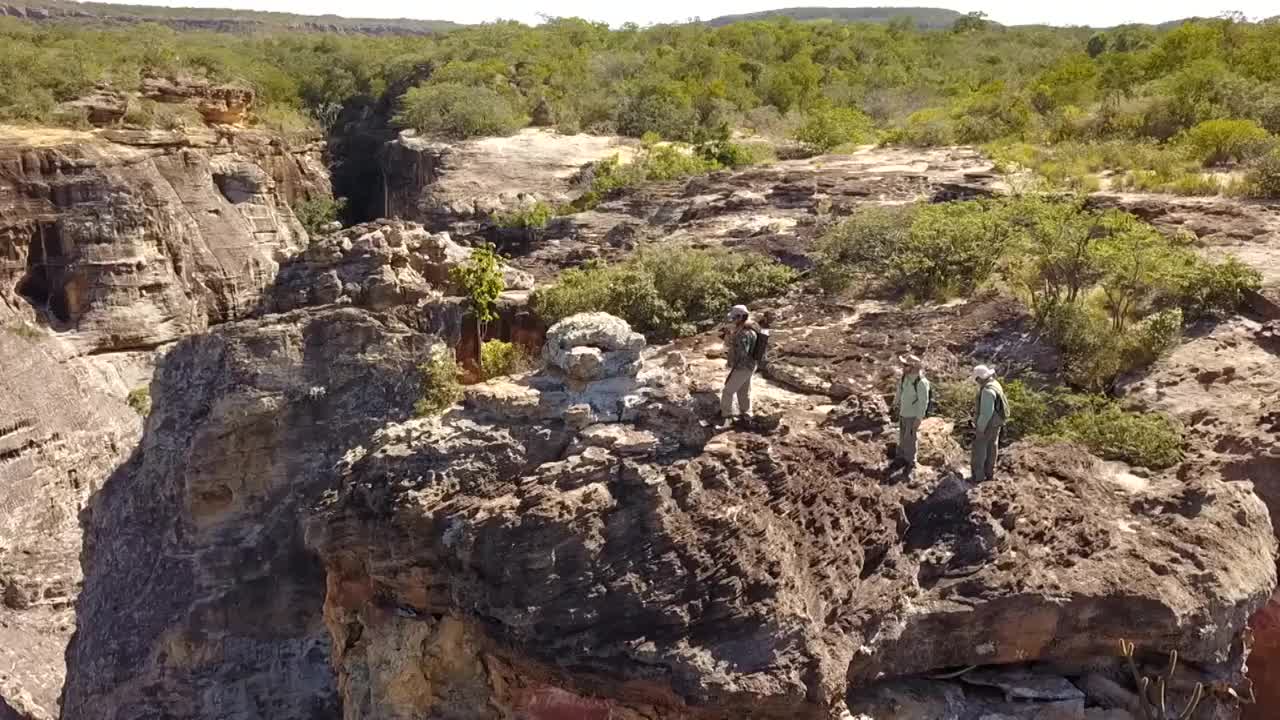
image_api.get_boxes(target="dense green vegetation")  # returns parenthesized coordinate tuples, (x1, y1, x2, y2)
(816, 196, 1261, 390)
(5, 13, 1280, 196)
(532, 247, 796, 339)
(449, 244, 505, 351)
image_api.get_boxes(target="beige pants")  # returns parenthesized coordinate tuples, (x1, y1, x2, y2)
(898, 416, 922, 466)
(971, 422, 1003, 481)
(720, 366, 754, 417)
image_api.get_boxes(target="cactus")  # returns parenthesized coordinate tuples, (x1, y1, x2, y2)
(1119, 639, 1204, 720)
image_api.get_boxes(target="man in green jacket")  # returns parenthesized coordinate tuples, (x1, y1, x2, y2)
(893, 354, 931, 478)
(720, 305, 758, 424)
(971, 364, 1009, 482)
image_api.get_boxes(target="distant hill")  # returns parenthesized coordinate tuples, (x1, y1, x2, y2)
(705, 6, 968, 29)
(0, 0, 462, 35)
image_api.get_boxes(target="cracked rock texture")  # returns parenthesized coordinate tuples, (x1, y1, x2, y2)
(0, 121, 328, 718)
(60, 307, 437, 720)
(0, 124, 327, 356)
(302, 313, 1273, 720)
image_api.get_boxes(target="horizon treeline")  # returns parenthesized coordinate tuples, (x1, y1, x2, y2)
(2, 13, 1279, 150)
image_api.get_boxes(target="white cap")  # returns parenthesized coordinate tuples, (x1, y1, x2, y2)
(972, 364, 996, 380)
(899, 354, 922, 365)
(727, 305, 749, 320)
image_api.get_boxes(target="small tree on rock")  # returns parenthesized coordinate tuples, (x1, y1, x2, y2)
(449, 244, 506, 353)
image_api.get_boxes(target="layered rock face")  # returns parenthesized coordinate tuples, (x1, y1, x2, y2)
(0, 125, 327, 356)
(0, 121, 328, 718)
(303, 312, 1274, 720)
(0, 305, 138, 720)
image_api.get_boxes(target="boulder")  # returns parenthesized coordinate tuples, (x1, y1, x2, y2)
(543, 312, 646, 382)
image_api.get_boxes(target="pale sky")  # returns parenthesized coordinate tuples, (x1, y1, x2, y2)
(106, 0, 1278, 27)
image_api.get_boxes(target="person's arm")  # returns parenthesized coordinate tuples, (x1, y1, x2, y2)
(892, 377, 903, 412)
(919, 378, 932, 417)
(976, 387, 995, 432)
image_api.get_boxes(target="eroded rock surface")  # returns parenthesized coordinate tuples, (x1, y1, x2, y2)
(382, 128, 636, 230)
(0, 121, 329, 717)
(0, 124, 328, 355)
(302, 313, 1273, 720)
(60, 308, 437, 720)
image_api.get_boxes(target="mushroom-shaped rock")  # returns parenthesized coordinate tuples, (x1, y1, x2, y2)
(543, 313, 646, 382)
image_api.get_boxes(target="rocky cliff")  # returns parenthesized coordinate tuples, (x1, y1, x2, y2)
(0, 121, 328, 718)
(0, 124, 327, 355)
(28, 139, 1280, 720)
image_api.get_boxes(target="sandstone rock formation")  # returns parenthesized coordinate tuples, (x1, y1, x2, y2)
(0, 124, 327, 356)
(60, 307, 438, 720)
(1095, 193, 1280, 720)
(303, 312, 1273, 719)
(0, 121, 328, 717)
(0, 304, 138, 719)
(141, 75, 255, 126)
(28, 136, 1280, 720)
(381, 128, 636, 230)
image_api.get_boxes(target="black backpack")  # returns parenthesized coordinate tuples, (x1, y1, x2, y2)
(750, 326, 770, 365)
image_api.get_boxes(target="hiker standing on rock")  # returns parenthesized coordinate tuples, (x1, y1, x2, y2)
(970, 364, 1009, 482)
(720, 305, 761, 426)
(893, 355, 931, 479)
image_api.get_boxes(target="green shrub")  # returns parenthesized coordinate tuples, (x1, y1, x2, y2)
(935, 376, 1184, 469)
(532, 248, 795, 339)
(126, 386, 151, 417)
(414, 350, 463, 417)
(394, 82, 523, 139)
(696, 139, 769, 168)
(572, 142, 721, 211)
(793, 106, 876, 152)
(815, 200, 1011, 300)
(294, 196, 346, 236)
(493, 201, 555, 230)
(1244, 150, 1280, 198)
(1177, 256, 1263, 319)
(479, 339, 533, 379)
(1041, 301, 1182, 392)
(617, 83, 700, 141)
(890, 107, 955, 146)
(1050, 402, 1184, 469)
(813, 205, 914, 294)
(1180, 119, 1273, 166)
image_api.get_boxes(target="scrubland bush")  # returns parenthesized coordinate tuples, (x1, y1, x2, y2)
(479, 339, 533, 379)
(793, 106, 877, 152)
(394, 83, 523, 139)
(814, 200, 1011, 300)
(935, 376, 1184, 468)
(532, 248, 795, 339)
(414, 350, 463, 417)
(1180, 119, 1273, 166)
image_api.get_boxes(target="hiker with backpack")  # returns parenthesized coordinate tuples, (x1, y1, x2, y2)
(892, 354, 931, 479)
(719, 304, 768, 426)
(971, 364, 1010, 482)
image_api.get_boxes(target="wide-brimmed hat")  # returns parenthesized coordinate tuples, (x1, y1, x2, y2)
(972, 364, 996, 380)
(898, 354, 923, 366)
(727, 304, 749, 320)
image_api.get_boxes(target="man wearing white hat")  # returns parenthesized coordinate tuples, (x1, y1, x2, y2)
(893, 354, 931, 478)
(971, 364, 1009, 482)
(720, 304, 759, 424)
